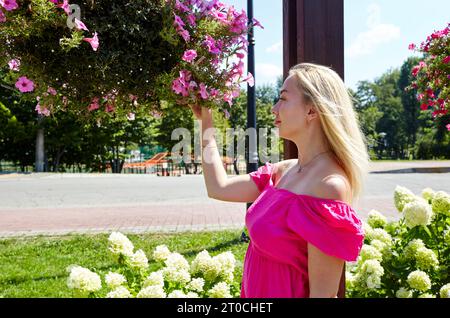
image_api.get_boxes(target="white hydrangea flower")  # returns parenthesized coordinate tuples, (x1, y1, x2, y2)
(153, 245, 171, 262)
(137, 285, 166, 298)
(143, 270, 165, 288)
(431, 191, 450, 216)
(164, 253, 190, 272)
(163, 268, 191, 285)
(108, 232, 134, 257)
(105, 272, 127, 289)
(190, 250, 223, 282)
(213, 252, 236, 282)
(67, 266, 102, 294)
(421, 187, 435, 202)
(168, 290, 188, 298)
(362, 222, 374, 240)
(129, 249, 149, 270)
(418, 293, 435, 298)
(190, 250, 212, 274)
(415, 247, 439, 270)
(187, 278, 205, 293)
(396, 287, 412, 298)
(354, 260, 384, 290)
(403, 201, 433, 229)
(186, 292, 199, 298)
(106, 286, 132, 298)
(370, 240, 387, 252)
(370, 228, 392, 246)
(394, 185, 417, 213)
(367, 210, 387, 228)
(359, 245, 383, 262)
(404, 239, 425, 260)
(439, 283, 450, 298)
(407, 270, 431, 292)
(208, 282, 232, 298)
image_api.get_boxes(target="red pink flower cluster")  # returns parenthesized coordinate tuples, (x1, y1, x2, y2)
(407, 23, 450, 130)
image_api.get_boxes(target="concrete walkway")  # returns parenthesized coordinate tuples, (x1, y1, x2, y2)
(0, 161, 449, 238)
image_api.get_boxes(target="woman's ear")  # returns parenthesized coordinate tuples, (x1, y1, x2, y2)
(306, 106, 318, 122)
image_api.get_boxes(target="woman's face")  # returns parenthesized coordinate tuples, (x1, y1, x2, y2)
(272, 75, 315, 140)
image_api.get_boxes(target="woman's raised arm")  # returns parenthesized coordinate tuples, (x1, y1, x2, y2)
(190, 105, 262, 203)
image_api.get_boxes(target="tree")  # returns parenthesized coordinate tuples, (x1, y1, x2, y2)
(398, 57, 422, 153)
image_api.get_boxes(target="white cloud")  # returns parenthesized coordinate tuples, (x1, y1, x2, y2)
(266, 40, 283, 53)
(255, 63, 283, 86)
(346, 3, 400, 59)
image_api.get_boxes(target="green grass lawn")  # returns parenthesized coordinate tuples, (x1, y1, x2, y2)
(0, 230, 249, 298)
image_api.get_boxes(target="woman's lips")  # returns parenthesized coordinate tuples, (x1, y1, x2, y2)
(274, 120, 281, 126)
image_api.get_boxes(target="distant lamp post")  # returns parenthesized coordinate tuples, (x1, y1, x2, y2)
(379, 132, 387, 158)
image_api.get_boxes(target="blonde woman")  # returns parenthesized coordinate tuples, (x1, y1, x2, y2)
(190, 63, 369, 298)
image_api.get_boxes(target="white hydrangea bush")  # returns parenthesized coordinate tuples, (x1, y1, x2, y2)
(67, 232, 240, 298)
(347, 186, 450, 298)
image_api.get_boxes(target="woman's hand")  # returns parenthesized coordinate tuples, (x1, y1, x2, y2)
(189, 105, 213, 122)
(189, 104, 202, 120)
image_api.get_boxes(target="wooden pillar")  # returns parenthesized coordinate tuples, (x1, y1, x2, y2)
(282, 0, 346, 298)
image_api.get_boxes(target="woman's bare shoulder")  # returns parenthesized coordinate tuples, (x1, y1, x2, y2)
(271, 159, 297, 181)
(314, 167, 352, 204)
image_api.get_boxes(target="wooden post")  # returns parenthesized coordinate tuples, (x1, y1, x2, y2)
(282, 0, 346, 298)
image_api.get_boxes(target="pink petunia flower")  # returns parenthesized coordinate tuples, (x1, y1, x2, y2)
(446, 124, 450, 131)
(408, 43, 416, 50)
(8, 59, 20, 71)
(47, 87, 57, 96)
(0, 0, 18, 11)
(58, 0, 71, 15)
(88, 97, 100, 112)
(172, 78, 187, 96)
(199, 83, 209, 99)
(179, 29, 190, 42)
(105, 103, 115, 113)
(0, 10, 6, 23)
(182, 49, 197, 63)
(49, 0, 58, 4)
(35, 103, 51, 117)
(243, 72, 254, 87)
(186, 14, 197, 26)
(252, 18, 264, 29)
(175, 0, 190, 13)
(15, 76, 34, 93)
(74, 18, 89, 32)
(203, 35, 221, 54)
(83, 32, 99, 51)
(179, 70, 192, 82)
(174, 14, 185, 28)
(209, 88, 219, 98)
(443, 56, 450, 64)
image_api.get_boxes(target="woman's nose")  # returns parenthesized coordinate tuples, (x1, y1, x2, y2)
(271, 103, 279, 115)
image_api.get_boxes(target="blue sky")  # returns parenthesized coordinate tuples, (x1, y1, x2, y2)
(223, 0, 450, 90)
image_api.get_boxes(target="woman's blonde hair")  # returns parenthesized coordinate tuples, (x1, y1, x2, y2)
(289, 63, 370, 202)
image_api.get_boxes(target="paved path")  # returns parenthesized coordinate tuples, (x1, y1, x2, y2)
(0, 161, 449, 238)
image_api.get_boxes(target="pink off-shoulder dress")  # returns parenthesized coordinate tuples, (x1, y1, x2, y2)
(240, 162, 364, 298)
